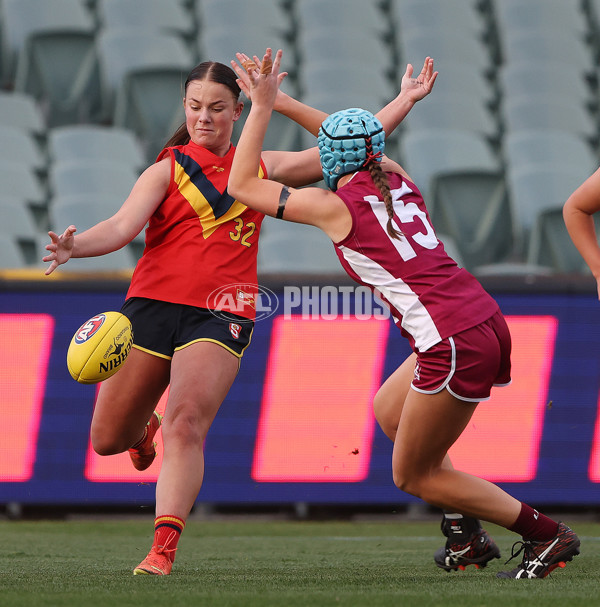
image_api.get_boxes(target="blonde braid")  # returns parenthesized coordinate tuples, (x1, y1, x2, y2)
(368, 162, 402, 240)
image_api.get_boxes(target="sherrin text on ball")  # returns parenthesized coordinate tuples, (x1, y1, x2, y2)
(67, 311, 133, 384)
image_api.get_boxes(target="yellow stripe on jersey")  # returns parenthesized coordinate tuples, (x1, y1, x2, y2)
(174, 155, 265, 239)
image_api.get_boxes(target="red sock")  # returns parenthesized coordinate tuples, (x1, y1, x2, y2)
(154, 515, 185, 562)
(508, 503, 558, 542)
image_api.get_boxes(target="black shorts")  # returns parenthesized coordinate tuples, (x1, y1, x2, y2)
(120, 297, 254, 360)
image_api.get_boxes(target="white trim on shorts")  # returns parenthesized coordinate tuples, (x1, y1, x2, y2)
(410, 336, 488, 403)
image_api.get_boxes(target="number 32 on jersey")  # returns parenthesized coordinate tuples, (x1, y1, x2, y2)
(229, 218, 256, 247)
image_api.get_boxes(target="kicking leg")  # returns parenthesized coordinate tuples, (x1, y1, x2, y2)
(90, 347, 170, 455)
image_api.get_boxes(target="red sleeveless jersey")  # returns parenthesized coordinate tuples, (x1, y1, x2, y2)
(127, 141, 265, 320)
(333, 171, 499, 351)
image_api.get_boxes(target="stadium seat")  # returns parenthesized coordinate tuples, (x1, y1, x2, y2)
(3, 0, 101, 125)
(499, 62, 595, 115)
(399, 129, 502, 213)
(398, 28, 494, 79)
(295, 0, 391, 72)
(49, 201, 139, 269)
(472, 262, 553, 278)
(300, 86, 389, 117)
(49, 160, 138, 199)
(1, 0, 95, 85)
(196, 0, 290, 37)
(527, 207, 597, 274)
(50, 192, 122, 219)
(588, 0, 600, 37)
(297, 76, 398, 151)
(198, 26, 298, 95)
(0, 196, 43, 265)
(401, 93, 500, 143)
(422, 65, 499, 112)
(48, 125, 146, 172)
(507, 163, 593, 243)
(97, 28, 195, 157)
(97, 0, 195, 41)
(436, 233, 465, 268)
(0, 233, 29, 268)
(429, 170, 513, 271)
(49, 192, 145, 245)
(391, 0, 484, 36)
(503, 130, 598, 177)
(300, 59, 395, 109)
(257, 219, 343, 275)
(50, 195, 138, 232)
(0, 124, 47, 174)
(297, 22, 390, 72)
(295, 2, 392, 91)
(499, 30, 594, 75)
(501, 95, 597, 143)
(296, 0, 388, 34)
(493, 0, 589, 41)
(232, 104, 303, 152)
(196, 0, 293, 80)
(0, 91, 46, 137)
(390, 0, 497, 62)
(0, 165, 46, 209)
(297, 87, 395, 152)
(14, 31, 100, 126)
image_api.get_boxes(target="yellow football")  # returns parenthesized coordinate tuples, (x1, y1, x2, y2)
(67, 311, 133, 384)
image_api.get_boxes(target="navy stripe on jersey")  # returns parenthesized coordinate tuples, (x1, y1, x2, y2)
(173, 149, 236, 218)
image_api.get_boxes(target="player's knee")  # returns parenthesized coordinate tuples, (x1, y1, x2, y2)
(392, 466, 423, 498)
(162, 405, 206, 445)
(90, 430, 124, 456)
(373, 390, 398, 440)
(372, 388, 385, 422)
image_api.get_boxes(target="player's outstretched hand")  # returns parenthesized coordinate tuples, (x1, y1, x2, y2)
(43, 225, 76, 275)
(243, 48, 286, 110)
(231, 52, 257, 99)
(400, 57, 438, 103)
(232, 49, 288, 106)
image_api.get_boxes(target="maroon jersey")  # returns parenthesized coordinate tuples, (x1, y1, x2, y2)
(333, 171, 499, 351)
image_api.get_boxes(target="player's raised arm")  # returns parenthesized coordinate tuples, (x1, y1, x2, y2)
(376, 57, 438, 137)
(43, 159, 170, 275)
(564, 167, 600, 299)
(229, 49, 343, 236)
(232, 51, 328, 137)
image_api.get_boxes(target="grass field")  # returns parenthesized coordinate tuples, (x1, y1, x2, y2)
(1, 516, 597, 607)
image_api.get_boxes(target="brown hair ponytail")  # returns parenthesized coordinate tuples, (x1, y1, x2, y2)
(368, 162, 402, 240)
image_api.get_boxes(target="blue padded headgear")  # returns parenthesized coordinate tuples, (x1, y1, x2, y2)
(318, 108, 385, 191)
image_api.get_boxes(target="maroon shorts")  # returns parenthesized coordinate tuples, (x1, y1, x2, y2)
(411, 309, 512, 402)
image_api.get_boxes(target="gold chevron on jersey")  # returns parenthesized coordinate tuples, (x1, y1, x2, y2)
(173, 149, 265, 239)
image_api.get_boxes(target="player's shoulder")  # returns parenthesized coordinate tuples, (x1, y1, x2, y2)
(134, 157, 171, 192)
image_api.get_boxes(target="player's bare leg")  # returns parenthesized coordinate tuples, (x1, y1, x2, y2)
(155, 341, 239, 519)
(90, 347, 170, 455)
(374, 353, 454, 470)
(392, 386, 521, 525)
(374, 355, 496, 569)
(133, 342, 239, 575)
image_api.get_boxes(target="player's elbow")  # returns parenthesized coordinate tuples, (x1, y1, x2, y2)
(227, 178, 247, 202)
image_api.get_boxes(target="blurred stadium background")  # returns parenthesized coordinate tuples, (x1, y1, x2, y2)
(2, 0, 600, 518)
(2, 0, 600, 275)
